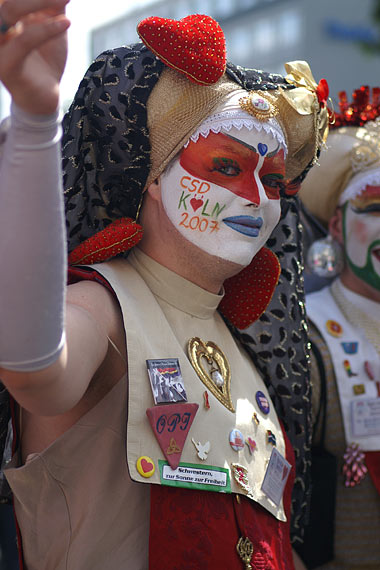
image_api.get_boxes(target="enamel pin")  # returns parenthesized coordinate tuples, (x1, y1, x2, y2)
(343, 359, 358, 378)
(326, 319, 343, 338)
(245, 437, 257, 454)
(191, 438, 211, 460)
(341, 342, 358, 354)
(231, 463, 254, 498)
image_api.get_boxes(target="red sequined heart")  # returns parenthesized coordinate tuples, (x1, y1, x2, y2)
(219, 247, 281, 329)
(68, 218, 143, 265)
(137, 14, 226, 85)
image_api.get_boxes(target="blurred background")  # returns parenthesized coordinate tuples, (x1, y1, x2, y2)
(1, 0, 380, 117)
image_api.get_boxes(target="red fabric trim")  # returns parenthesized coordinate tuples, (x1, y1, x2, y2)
(365, 451, 380, 495)
(149, 427, 295, 570)
(67, 265, 115, 295)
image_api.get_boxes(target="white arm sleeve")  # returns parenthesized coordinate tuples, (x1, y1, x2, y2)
(0, 103, 66, 371)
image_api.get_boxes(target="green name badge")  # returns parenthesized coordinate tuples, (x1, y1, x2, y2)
(159, 460, 231, 493)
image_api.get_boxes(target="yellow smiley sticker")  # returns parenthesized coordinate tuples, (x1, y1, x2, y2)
(136, 456, 155, 478)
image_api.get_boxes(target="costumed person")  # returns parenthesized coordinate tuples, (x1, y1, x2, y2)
(297, 86, 380, 570)
(0, 0, 329, 567)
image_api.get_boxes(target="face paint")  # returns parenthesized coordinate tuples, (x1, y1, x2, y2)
(160, 127, 285, 266)
(343, 185, 380, 291)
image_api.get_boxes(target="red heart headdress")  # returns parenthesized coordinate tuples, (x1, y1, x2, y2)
(137, 14, 226, 85)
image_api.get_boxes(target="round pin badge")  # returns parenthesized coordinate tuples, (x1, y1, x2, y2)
(326, 319, 343, 338)
(136, 456, 155, 478)
(255, 391, 270, 415)
(229, 429, 245, 452)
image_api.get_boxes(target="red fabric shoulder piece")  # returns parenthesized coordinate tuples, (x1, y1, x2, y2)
(67, 266, 115, 297)
(219, 247, 281, 330)
(365, 451, 380, 495)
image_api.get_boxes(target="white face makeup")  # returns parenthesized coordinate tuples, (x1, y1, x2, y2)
(160, 126, 285, 267)
(343, 186, 380, 290)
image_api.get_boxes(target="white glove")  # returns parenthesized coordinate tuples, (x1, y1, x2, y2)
(0, 104, 66, 371)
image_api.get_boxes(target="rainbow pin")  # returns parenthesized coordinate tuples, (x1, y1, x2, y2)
(343, 359, 358, 378)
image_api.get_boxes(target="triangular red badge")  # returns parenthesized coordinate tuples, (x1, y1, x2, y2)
(146, 403, 199, 469)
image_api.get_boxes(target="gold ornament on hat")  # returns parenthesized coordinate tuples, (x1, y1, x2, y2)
(239, 92, 278, 121)
(188, 337, 235, 412)
(283, 60, 331, 154)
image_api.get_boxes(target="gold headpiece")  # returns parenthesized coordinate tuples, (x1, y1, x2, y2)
(284, 61, 332, 155)
(351, 117, 380, 173)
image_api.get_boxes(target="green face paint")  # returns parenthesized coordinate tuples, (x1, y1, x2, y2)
(342, 201, 380, 291)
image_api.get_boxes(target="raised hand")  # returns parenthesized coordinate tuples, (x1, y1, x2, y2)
(0, 0, 70, 114)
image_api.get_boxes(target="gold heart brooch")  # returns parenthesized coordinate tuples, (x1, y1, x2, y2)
(188, 337, 235, 413)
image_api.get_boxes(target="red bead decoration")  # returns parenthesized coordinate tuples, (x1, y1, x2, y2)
(219, 247, 281, 330)
(137, 14, 226, 85)
(316, 78, 329, 107)
(334, 85, 380, 128)
(68, 218, 143, 265)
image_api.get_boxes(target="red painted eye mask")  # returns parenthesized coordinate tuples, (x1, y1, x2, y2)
(180, 131, 285, 202)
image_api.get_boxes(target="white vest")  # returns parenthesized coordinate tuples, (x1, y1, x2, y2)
(307, 286, 380, 451)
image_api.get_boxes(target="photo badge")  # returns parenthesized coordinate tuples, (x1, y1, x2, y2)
(146, 358, 188, 404)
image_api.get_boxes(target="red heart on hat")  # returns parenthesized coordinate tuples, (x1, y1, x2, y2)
(137, 14, 226, 85)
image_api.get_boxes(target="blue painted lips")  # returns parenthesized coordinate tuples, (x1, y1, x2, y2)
(223, 216, 263, 237)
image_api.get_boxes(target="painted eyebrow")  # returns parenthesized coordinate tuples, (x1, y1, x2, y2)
(352, 202, 380, 213)
(225, 134, 281, 158)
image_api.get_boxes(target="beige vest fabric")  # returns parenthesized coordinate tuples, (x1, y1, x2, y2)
(93, 249, 287, 521)
(5, 249, 287, 569)
(5, 374, 150, 570)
